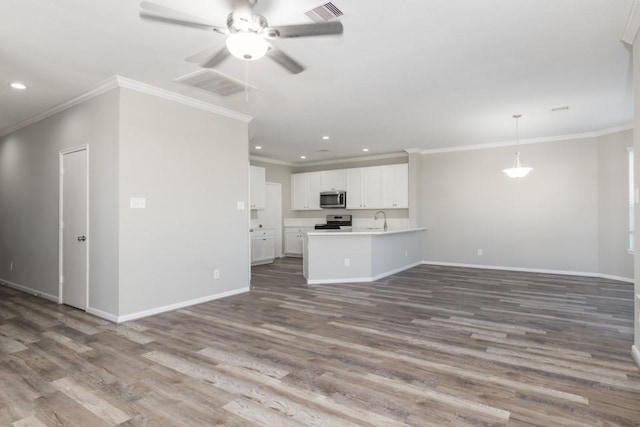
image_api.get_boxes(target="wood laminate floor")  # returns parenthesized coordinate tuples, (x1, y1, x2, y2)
(1, 258, 639, 426)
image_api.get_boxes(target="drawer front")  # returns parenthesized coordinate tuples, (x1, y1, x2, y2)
(253, 229, 274, 237)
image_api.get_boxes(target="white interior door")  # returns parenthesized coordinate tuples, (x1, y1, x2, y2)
(257, 183, 283, 257)
(60, 148, 88, 310)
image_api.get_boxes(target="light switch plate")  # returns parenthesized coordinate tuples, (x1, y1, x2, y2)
(130, 197, 146, 209)
(237, 201, 246, 210)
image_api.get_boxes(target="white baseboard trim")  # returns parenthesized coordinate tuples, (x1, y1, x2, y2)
(252, 259, 275, 266)
(307, 261, 422, 285)
(86, 307, 119, 323)
(116, 287, 250, 323)
(598, 273, 635, 283)
(0, 278, 58, 302)
(307, 277, 372, 285)
(632, 345, 640, 369)
(372, 261, 423, 281)
(420, 261, 634, 283)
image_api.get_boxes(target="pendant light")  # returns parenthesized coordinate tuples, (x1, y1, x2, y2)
(503, 114, 533, 178)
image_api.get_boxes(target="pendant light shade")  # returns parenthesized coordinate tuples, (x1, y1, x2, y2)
(503, 114, 533, 178)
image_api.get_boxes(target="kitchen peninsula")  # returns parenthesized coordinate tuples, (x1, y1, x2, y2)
(303, 227, 427, 284)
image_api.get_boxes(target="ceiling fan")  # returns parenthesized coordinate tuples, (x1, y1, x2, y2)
(139, 0, 344, 74)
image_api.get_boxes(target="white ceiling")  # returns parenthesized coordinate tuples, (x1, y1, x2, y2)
(0, 0, 634, 163)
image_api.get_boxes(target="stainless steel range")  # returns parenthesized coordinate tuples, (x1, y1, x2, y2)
(314, 214, 352, 230)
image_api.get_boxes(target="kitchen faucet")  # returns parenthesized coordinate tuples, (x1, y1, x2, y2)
(374, 211, 387, 231)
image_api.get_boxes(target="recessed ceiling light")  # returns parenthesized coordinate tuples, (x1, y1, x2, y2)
(255, 145, 262, 150)
(322, 136, 330, 140)
(300, 155, 307, 159)
(9, 82, 26, 90)
(362, 148, 369, 152)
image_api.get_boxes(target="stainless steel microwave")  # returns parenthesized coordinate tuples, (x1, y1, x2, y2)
(320, 191, 346, 209)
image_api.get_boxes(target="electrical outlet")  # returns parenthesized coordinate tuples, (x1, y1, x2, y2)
(214, 269, 220, 279)
(344, 258, 350, 267)
(477, 249, 483, 256)
(404, 250, 408, 257)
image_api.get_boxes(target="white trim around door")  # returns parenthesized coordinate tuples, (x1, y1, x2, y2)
(58, 145, 90, 310)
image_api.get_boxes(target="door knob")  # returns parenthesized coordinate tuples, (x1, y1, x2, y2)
(77, 236, 86, 242)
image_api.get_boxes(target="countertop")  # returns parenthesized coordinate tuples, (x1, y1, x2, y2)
(306, 227, 427, 236)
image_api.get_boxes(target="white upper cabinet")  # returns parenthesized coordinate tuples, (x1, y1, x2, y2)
(362, 166, 383, 208)
(346, 166, 382, 209)
(382, 164, 409, 208)
(291, 172, 322, 210)
(320, 169, 347, 191)
(346, 168, 363, 209)
(294, 163, 408, 211)
(291, 173, 306, 211)
(306, 173, 322, 210)
(250, 165, 266, 210)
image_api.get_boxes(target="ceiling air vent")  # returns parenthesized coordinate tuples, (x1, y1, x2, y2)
(305, 2, 344, 23)
(175, 69, 256, 97)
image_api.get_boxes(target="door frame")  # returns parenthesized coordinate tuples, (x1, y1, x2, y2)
(265, 182, 284, 258)
(58, 145, 90, 309)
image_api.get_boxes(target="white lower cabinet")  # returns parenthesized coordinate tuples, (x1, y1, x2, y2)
(251, 229, 275, 266)
(285, 227, 312, 256)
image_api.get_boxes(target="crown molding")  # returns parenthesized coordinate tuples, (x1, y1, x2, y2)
(592, 123, 634, 137)
(1, 76, 121, 137)
(249, 155, 296, 166)
(299, 152, 407, 167)
(621, 0, 640, 44)
(0, 75, 252, 138)
(413, 123, 634, 155)
(250, 152, 408, 167)
(115, 76, 252, 123)
(404, 148, 422, 154)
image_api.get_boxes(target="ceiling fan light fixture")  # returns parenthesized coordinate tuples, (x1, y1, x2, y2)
(226, 32, 268, 61)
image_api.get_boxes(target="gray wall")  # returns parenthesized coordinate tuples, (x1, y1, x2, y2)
(598, 130, 634, 279)
(0, 85, 250, 320)
(419, 137, 601, 273)
(118, 88, 250, 316)
(0, 89, 120, 314)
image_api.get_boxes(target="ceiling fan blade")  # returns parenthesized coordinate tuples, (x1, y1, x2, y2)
(189, 46, 231, 68)
(139, 1, 227, 33)
(267, 47, 305, 74)
(265, 21, 343, 39)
